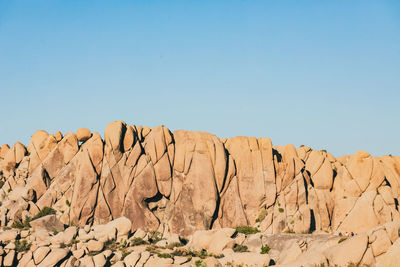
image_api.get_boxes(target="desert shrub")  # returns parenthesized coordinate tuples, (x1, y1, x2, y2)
(148, 230, 162, 243)
(11, 220, 25, 229)
(65, 200, 71, 207)
(0, 181, 4, 189)
(121, 250, 131, 260)
(12, 216, 32, 229)
(145, 244, 160, 254)
(15, 239, 31, 252)
(166, 242, 182, 249)
(338, 237, 347, 243)
(278, 208, 284, 213)
(69, 239, 79, 247)
(255, 208, 268, 223)
(131, 237, 147, 246)
(170, 248, 223, 259)
(33, 206, 56, 220)
(157, 252, 172, 258)
(260, 245, 270, 254)
(195, 260, 207, 267)
(119, 238, 129, 248)
(235, 226, 260, 235)
(233, 244, 248, 253)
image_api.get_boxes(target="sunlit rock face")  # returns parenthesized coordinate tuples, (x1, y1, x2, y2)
(0, 120, 399, 237)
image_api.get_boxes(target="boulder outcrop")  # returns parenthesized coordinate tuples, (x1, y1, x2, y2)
(1, 121, 399, 237)
(0, 120, 399, 266)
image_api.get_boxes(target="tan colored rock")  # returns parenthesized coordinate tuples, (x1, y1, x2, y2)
(123, 251, 141, 267)
(33, 246, 51, 264)
(78, 255, 95, 267)
(305, 150, 325, 177)
(224, 136, 271, 225)
(3, 250, 15, 266)
(27, 130, 57, 172)
(346, 151, 373, 192)
(187, 228, 235, 254)
(54, 131, 63, 142)
(76, 128, 92, 142)
(312, 159, 333, 190)
(385, 221, 400, 243)
(145, 255, 173, 266)
(111, 261, 126, 267)
(105, 216, 132, 238)
(376, 238, 400, 267)
(0, 142, 27, 175)
(72, 248, 85, 259)
(51, 226, 77, 244)
(19, 251, 33, 266)
(30, 214, 64, 232)
(93, 252, 107, 267)
(0, 230, 18, 242)
(86, 240, 104, 252)
(371, 229, 392, 256)
(0, 144, 10, 159)
(336, 191, 379, 233)
(324, 235, 368, 266)
(220, 252, 270, 266)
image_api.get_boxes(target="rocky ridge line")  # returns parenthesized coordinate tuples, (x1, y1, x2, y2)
(0, 120, 399, 238)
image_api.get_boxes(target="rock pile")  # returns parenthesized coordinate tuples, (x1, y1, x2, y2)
(0, 215, 399, 266)
(0, 120, 399, 266)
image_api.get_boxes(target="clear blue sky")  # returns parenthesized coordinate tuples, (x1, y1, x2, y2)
(1, 1, 399, 157)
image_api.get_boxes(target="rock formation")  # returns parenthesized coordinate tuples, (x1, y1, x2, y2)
(0, 120, 399, 266)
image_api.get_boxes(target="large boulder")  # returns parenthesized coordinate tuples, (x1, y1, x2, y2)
(76, 128, 92, 142)
(187, 228, 236, 254)
(323, 235, 368, 266)
(377, 238, 400, 267)
(30, 214, 64, 232)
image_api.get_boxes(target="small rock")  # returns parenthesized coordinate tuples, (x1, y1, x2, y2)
(3, 250, 15, 267)
(33, 246, 51, 264)
(37, 248, 69, 267)
(124, 251, 141, 267)
(76, 128, 92, 142)
(0, 230, 18, 242)
(111, 261, 126, 267)
(72, 248, 85, 259)
(86, 240, 103, 252)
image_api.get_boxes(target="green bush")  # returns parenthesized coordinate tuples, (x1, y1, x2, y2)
(33, 207, 56, 220)
(235, 226, 260, 235)
(15, 240, 31, 252)
(195, 260, 207, 267)
(148, 231, 162, 243)
(0, 181, 4, 189)
(11, 220, 25, 229)
(233, 244, 248, 253)
(131, 237, 147, 246)
(338, 237, 347, 243)
(255, 208, 268, 223)
(11, 216, 32, 229)
(278, 208, 284, 213)
(260, 245, 270, 254)
(157, 252, 172, 258)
